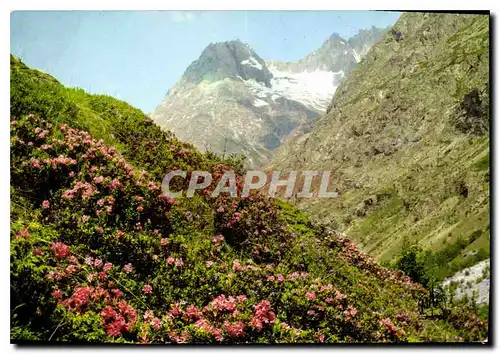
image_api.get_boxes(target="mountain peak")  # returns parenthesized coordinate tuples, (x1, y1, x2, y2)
(182, 39, 273, 86)
(327, 32, 345, 41)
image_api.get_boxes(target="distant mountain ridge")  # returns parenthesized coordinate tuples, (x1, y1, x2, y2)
(151, 27, 388, 167)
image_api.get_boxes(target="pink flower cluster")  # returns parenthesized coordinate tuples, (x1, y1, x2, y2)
(267, 274, 286, 283)
(166, 257, 184, 267)
(16, 228, 30, 240)
(158, 193, 175, 205)
(123, 263, 133, 273)
(61, 286, 93, 311)
(205, 294, 246, 314)
(142, 284, 153, 295)
(101, 300, 138, 337)
(183, 304, 202, 322)
(39, 155, 77, 170)
(305, 291, 317, 301)
(51, 242, 71, 259)
(223, 320, 246, 337)
(226, 212, 242, 228)
(250, 300, 276, 331)
(343, 305, 358, 320)
(62, 181, 95, 200)
(378, 317, 405, 338)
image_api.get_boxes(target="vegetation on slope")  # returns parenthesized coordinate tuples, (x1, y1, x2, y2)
(268, 13, 490, 280)
(10, 55, 488, 343)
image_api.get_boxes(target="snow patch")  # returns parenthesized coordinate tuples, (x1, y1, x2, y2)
(267, 66, 339, 111)
(253, 98, 269, 107)
(241, 57, 263, 70)
(256, 90, 267, 98)
(353, 49, 361, 63)
(442, 259, 490, 305)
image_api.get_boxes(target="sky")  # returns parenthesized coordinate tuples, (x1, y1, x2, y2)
(11, 11, 401, 113)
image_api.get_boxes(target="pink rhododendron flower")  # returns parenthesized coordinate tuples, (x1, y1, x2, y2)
(123, 263, 133, 273)
(232, 260, 242, 272)
(143, 310, 155, 322)
(116, 229, 125, 239)
(168, 302, 184, 318)
(305, 291, 317, 301)
(51, 242, 70, 259)
(185, 305, 202, 320)
(16, 228, 30, 239)
(42, 200, 50, 209)
(236, 295, 247, 303)
(212, 328, 224, 342)
(344, 306, 358, 320)
(110, 179, 122, 190)
(158, 194, 175, 204)
(224, 321, 246, 338)
(111, 289, 123, 298)
(142, 284, 152, 295)
(194, 318, 214, 332)
(151, 317, 162, 330)
(51, 289, 62, 299)
(103, 262, 113, 272)
(65, 265, 78, 274)
(31, 159, 41, 168)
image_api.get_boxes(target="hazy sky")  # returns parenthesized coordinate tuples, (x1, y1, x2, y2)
(11, 10, 401, 113)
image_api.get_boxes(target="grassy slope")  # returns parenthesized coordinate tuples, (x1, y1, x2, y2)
(10, 55, 487, 343)
(268, 13, 490, 275)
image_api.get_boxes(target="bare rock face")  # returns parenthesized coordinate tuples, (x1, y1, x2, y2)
(151, 29, 386, 168)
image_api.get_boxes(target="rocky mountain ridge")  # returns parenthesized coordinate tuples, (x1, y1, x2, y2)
(151, 27, 388, 167)
(268, 13, 490, 277)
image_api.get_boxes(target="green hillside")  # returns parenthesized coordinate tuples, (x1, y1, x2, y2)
(269, 13, 490, 280)
(10, 53, 488, 343)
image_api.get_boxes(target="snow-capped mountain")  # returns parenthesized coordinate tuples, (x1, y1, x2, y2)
(151, 27, 387, 167)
